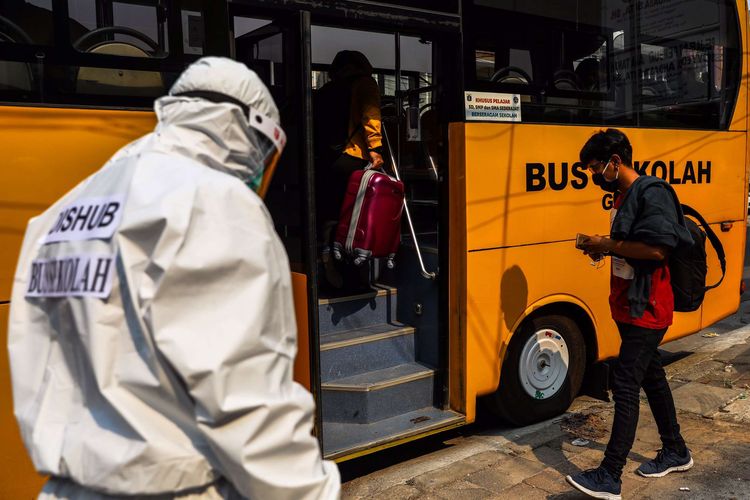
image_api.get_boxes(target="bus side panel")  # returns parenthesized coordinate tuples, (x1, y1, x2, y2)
(0, 106, 156, 301)
(698, 223, 744, 331)
(464, 240, 707, 423)
(0, 107, 154, 498)
(449, 123, 468, 416)
(464, 123, 747, 253)
(291, 272, 311, 391)
(462, 123, 743, 419)
(0, 303, 45, 498)
(464, 243, 611, 418)
(730, 0, 748, 132)
(464, 123, 614, 253)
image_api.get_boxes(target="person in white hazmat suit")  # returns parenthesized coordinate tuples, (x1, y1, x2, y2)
(7, 57, 341, 499)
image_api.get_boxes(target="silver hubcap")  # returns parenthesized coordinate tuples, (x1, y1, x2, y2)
(519, 329, 569, 400)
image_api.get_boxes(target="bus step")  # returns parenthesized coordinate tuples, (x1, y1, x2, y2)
(323, 407, 465, 460)
(318, 285, 397, 335)
(320, 323, 415, 382)
(321, 362, 434, 424)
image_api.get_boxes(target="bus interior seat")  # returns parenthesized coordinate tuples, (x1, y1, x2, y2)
(76, 42, 163, 96)
(0, 50, 33, 92)
(680, 73, 709, 101)
(75, 32, 164, 97)
(490, 65, 532, 85)
(0, 16, 33, 91)
(552, 69, 579, 91)
(546, 69, 578, 121)
(641, 79, 670, 111)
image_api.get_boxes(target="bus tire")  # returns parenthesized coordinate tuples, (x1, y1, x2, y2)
(486, 314, 586, 426)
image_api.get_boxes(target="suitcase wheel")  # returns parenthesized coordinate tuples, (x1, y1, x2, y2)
(353, 248, 372, 266)
(332, 242, 343, 261)
(386, 254, 396, 269)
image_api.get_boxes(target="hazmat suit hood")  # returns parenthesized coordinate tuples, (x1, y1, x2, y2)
(150, 57, 284, 195)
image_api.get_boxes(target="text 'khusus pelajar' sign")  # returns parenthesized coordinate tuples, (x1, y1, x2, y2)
(464, 91, 522, 122)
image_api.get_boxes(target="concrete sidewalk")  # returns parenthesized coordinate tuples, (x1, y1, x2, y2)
(342, 325, 750, 499)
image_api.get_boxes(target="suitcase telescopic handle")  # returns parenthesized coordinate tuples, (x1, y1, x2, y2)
(382, 124, 437, 280)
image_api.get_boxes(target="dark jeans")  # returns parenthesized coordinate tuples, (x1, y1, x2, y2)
(601, 322, 687, 479)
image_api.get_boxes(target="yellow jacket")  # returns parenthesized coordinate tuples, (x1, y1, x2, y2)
(344, 76, 382, 161)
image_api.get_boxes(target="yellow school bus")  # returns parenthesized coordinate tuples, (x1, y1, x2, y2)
(0, 0, 746, 496)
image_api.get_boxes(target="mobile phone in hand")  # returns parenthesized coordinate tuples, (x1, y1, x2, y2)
(575, 233, 588, 249)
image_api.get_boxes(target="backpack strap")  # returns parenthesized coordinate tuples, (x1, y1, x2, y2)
(681, 204, 726, 290)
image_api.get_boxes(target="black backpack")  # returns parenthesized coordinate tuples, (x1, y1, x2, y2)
(669, 204, 726, 312)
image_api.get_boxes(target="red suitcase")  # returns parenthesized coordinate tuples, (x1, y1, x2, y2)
(333, 169, 404, 268)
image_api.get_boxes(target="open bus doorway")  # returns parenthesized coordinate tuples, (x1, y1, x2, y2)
(309, 22, 462, 459)
(225, 3, 465, 459)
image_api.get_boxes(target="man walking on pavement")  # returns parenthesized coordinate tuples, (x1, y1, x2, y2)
(566, 129, 695, 499)
(8, 57, 340, 499)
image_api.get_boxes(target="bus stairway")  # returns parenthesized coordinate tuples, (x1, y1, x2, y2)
(317, 285, 462, 458)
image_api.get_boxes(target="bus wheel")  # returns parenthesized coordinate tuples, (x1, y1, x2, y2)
(486, 314, 586, 426)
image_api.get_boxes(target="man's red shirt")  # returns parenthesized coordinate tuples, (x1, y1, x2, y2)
(609, 193, 674, 328)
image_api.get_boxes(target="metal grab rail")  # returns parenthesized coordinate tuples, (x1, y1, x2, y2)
(419, 103, 440, 181)
(381, 124, 437, 280)
(426, 151, 440, 181)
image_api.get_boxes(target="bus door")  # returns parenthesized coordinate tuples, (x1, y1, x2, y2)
(309, 21, 464, 459)
(228, 3, 316, 393)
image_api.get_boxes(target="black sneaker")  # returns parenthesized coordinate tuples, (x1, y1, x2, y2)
(637, 448, 693, 478)
(566, 467, 622, 500)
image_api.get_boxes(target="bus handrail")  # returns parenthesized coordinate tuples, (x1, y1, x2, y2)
(382, 123, 437, 280)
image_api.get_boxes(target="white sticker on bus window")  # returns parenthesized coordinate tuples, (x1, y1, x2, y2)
(612, 256, 635, 280)
(26, 254, 115, 299)
(464, 91, 521, 122)
(44, 195, 125, 245)
(182, 10, 204, 55)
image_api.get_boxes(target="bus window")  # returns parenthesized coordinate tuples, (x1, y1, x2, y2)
(311, 25, 394, 92)
(68, 0, 168, 56)
(0, 0, 54, 93)
(0, 0, 54, 44)
(636, 0, 740, 129)
(0, 0, 193, 106)
(66, 1, 168, 97)
(466, 0, 630, 125)
(233, 16, 283, 99)
(464, 0, 740, 130)
(400, 35, 433, 91)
